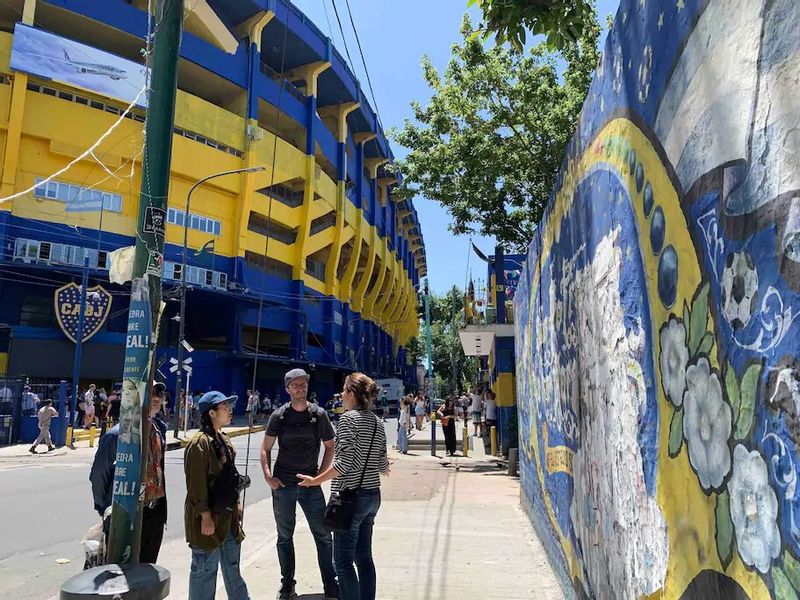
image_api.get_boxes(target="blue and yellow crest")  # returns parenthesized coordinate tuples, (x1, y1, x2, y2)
(54, 282, 112, 343)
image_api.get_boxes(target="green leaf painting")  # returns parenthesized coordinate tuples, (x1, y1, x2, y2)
(668, 408, 683, 457)
(697, 332, 713, 357)
(688, 283, 710, 356)
(782, 551, 800, 592)
(715, 490, 733, 570)
(773, 567, 796, 600)
(735, 362, 762, 440)
(682, 301, 690, 335)
(725, 362, 741, 422)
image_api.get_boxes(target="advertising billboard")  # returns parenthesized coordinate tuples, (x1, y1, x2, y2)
(10, 22, 148, 108)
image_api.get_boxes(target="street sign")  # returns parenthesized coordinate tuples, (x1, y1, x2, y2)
(170, 356, 192, 373)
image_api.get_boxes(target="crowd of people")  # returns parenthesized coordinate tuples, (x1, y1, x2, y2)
(87, 368, 390, 600)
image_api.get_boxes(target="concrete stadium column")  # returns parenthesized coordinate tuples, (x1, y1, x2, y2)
(288, 61, 330, 281)
(318, 102, 359, 298)
(234, 11, 274, 273)
(1, 0, 36, 199)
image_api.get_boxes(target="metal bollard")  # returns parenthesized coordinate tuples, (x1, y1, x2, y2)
(65, 426, 74, 448)
(89, 424, 96, 448)
(462, 426, 469, 457)
(490, 426, 497, 457)
(508, 448, 519, 476)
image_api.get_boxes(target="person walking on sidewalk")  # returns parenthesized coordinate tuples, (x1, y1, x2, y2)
(437, 397, 458, 457)
(470, 385, 483, 437)
(89, 381, 168, 563)
(184, 391, 251, 600)
(483, 388, 498, 454)
(413, 393, 425, 431)
(396, 396, 411, 454)
(260, 368, 339, 600)
(298, 372, 389, 600)
(29, 399, 57, 453)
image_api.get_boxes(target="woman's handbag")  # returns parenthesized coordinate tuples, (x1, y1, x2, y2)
(324, 416, 378, 532)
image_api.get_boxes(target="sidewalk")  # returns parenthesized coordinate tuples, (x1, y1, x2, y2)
(161, 429, 564, 600)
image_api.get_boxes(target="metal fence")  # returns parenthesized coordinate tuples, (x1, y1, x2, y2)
(0, 377, 70, 446)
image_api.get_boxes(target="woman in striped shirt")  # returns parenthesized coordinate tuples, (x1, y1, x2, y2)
(297, 372, 389, 600)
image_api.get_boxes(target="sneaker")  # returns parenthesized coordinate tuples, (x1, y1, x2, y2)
(28, 447, 36, 454)
(276, 586, 297, 600)
(323, 583, 340, 599)
(47, 446, 55, 452)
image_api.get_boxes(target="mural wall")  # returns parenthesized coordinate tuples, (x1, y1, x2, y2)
(514, 1, 800, 598)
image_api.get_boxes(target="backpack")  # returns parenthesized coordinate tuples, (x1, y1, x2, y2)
(271, 402, 326, 441)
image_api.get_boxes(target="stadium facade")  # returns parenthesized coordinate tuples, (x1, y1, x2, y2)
(0, 0, 426, 407)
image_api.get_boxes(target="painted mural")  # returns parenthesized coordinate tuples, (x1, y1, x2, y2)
(513, 1, 800, 599)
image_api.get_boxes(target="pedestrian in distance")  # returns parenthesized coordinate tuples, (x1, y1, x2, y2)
(470, 385, 483, 437)
(298, 372, 390, 600)
(260, 368, 339, 600)
(29, 399, 57, 453)
(21, 384, 39, 417)
(184, 391, 251, 600)
(437, 396, 458, 456)
(483, 388, 498, 453)
(414, 393, 425, 431)
(83, 384, 96, 428)
(396, 396, 411, 454)
(89, 381, 169, 563)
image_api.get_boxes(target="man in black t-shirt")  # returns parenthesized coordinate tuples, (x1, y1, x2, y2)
(261, 368, 338, 600)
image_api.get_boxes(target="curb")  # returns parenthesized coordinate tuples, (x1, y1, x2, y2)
(166, 424, 266, 451)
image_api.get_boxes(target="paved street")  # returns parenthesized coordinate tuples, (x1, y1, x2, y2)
(0, 418, 562, 600)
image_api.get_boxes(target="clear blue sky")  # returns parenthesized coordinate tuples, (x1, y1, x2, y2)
(294, 0, 621, 295)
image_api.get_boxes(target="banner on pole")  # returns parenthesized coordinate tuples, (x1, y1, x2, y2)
(110, 277, 152, 562)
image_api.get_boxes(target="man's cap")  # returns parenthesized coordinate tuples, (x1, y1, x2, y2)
(197, 391, 237, 414)
(284, 368, 310, 387)
(152, 381, 166, 396)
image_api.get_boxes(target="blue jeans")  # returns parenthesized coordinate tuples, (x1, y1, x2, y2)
(333, 489, 381, 600)
(397, 424, 408, 453)
(272, 483, 337, 590)
(189, 531, 250, 600)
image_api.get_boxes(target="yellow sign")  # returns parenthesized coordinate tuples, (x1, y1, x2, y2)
(543, 423, 574, 476)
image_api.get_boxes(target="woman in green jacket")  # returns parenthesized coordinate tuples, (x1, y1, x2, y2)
(184, 391, 250, 600)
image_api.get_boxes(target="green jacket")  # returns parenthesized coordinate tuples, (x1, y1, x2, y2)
(184, 430, 245, 551)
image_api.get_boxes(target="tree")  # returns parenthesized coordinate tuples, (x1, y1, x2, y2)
(469, 0, 596, 51)
(425, 286, 478, 397)
(390, 13, 599, 252)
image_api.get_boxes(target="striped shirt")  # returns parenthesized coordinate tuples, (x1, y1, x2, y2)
(332, 409, 389, 492)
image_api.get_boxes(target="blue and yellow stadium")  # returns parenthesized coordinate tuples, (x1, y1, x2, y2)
(0, 0, 426, 406)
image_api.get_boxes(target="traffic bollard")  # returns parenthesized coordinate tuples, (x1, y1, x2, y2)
(462, 426, 469, 457)
(66, 426, 74, 448)
(89, 424, 96, 448)
(490, 426, 497, 457)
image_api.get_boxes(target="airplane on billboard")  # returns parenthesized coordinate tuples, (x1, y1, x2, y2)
(60, 49, 128, 80)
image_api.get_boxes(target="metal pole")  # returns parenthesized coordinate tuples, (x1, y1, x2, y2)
(106, 0, 184, 565)
(183, 369, 191, 434)
(172, 166, 263, 439)
(66, 255, 89, 449)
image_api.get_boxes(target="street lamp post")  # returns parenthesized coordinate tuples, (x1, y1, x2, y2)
(172, 166, 264, 438)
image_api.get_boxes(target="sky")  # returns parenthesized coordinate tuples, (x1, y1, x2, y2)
(293, 0, 622, 295)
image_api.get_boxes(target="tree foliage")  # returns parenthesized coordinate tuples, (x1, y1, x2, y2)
(469, 0, 596, 52)
(390, 13, 600, 252)
(416, 286, 478, 397)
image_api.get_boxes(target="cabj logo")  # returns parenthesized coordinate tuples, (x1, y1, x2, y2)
(54, 282, 113, 343)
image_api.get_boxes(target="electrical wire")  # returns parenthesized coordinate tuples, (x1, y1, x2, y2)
(329, 0, 357, 83)
(341, 0, 384, 130)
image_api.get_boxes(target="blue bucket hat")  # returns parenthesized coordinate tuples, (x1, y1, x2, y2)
(197, 391, 237, 414)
